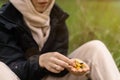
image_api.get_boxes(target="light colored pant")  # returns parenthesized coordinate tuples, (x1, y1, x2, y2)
(0, 62, 20, 80)
(43, 40, 120, 80)
(0, 40, 120, 80)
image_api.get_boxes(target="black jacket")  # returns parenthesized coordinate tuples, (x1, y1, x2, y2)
(0, 2, 69, 80)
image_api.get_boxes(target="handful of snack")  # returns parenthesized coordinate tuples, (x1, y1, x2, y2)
(74, 59, 85, 70)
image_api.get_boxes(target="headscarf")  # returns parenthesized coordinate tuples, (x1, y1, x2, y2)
(10, 0, 55, 50)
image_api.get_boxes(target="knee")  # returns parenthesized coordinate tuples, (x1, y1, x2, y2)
(82, 40, 110, 60)
(0, 61, 7, 68)
(0, 61, 5, 65)
(85, 40, 110, 57)
(86, 40, 106, 50)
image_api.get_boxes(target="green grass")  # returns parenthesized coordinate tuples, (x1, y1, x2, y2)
(56, 0, 120, 70)
(0, 0, 7, 6)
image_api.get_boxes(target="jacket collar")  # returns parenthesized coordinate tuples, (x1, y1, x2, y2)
(0, 2, 22, 24)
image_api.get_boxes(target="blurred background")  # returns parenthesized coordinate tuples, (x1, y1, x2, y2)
(0, 0, 120, 70)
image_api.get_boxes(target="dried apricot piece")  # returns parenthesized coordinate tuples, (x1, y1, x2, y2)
(74, 59, 85, 70)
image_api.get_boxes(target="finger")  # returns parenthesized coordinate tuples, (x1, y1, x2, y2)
(53, 65, 64, 71)
(82, 63, 90, 71)
(70, 59, 77, 66)
(71, 68, 87, 76)
(54, 52, 72, 65)
(66, 65, 73, 72)
(51, 63, 65, 71)
(46, 66, 61, 73)
(52, 57, 69, 68)
(67, 66, 79, 73)
(67, 66, 87, 76)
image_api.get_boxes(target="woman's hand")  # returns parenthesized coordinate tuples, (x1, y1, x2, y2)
(66, 58, 90, 76)
(39, 52, 72, 73)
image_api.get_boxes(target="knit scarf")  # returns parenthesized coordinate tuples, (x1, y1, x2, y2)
(10, 0, 55, 50)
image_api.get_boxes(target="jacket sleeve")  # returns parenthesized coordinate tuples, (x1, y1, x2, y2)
(0, 26, 47, 80)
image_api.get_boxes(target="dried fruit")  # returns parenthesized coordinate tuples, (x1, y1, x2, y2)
(74, 59, 85, 70)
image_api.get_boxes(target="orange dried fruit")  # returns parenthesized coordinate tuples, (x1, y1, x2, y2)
(74, 59, 85, 70)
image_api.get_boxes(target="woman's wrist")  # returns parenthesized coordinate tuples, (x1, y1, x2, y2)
(39, 54, 44, 68)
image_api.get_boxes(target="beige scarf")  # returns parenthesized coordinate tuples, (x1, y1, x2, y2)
(10, 0, 55, 50)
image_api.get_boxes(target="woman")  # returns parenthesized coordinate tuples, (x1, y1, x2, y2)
(0, 0, 120, 80)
